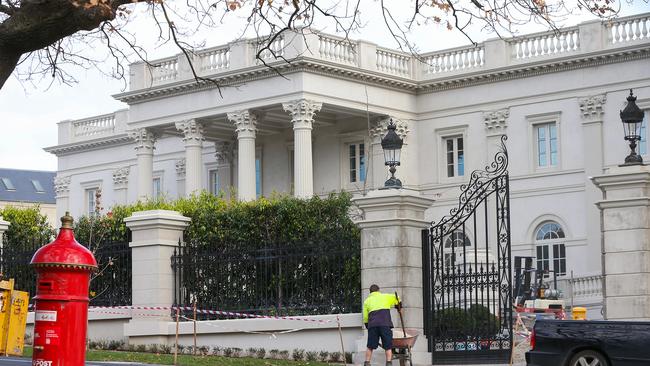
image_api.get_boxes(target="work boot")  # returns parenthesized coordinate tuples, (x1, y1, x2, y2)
(385, 361, 393, 366)
(364, 362, 371, 366)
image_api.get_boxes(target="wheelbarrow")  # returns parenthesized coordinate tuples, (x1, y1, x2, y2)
(391, 328, 419, 366)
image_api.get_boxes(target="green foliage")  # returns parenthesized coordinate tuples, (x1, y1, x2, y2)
(0, 205, 55, 249)
(434, 304, 500, 338)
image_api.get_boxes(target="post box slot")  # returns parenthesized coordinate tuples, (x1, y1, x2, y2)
(38, 281, 53, 290)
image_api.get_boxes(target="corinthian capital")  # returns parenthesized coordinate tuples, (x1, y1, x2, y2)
(283, 99, 322, 129)
(484, 108, 510, 136)
(53, 176, 71, 196)
(370, 117, 409, 141)
(579, 94, 606, 122)
(175, 119, 205, 144)
(227, 110, 258, 137)
(127, 128, 156, 152)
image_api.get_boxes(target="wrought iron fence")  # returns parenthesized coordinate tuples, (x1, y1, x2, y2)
(0, 232, 131, 306)
(89, 238, 132, 307)
(0, 232, 39, 297)
(172, 237, 360, 319)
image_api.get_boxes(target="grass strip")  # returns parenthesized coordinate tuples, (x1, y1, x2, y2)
(22, 347, 335, 366)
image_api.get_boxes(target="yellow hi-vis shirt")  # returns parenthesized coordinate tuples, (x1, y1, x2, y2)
(363, 291, 399, 328)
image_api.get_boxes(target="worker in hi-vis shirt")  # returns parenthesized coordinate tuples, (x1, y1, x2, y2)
(363, 284, 402, 366)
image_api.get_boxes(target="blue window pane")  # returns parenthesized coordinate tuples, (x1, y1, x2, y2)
(458, 151, 464, 176)
(255, 158, 261, 198)
(537, 126, 547, 166)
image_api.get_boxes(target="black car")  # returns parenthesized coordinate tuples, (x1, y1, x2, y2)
(526, 319, 650, 366)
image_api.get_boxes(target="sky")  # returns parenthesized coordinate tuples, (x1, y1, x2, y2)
(1, 1, 648, 172)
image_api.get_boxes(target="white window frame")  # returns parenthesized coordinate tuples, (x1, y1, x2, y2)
(527, 112, 561, 172)
(152, 171, 163, 199)
(80, 180, 102, 217)
(208, 168, 220, 195)
(436, 126, 468, 183)
(256, 147, 262, 199)
(339, 133, 370, 191)
(534, 221, 567, 277)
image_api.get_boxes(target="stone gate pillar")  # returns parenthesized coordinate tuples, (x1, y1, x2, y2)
(593, 165, 650, 320)
(352, 189, 435, 366)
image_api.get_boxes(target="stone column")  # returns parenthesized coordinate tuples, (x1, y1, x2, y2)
(53, 176, 71, 220)
(124, 210, 190, 344)
(215, 140, 234, 198)
(593, 165, 650, 320)
(579, 95, 607, 282)
(112, 167, 130, 205)
(351, 189, 435, 366)
(128, 129, 156, 201)
(175, 120, 205, 196)
(227, 111, 258, 201)
(283, 99, 322, 199)
(370, 117, 410, 190)
(483, 108, 509, 157)
(175, 159, 186, 199)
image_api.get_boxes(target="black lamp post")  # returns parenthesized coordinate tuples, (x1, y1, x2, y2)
(381, 120, 404, 188)
(621, 89, 646, 165)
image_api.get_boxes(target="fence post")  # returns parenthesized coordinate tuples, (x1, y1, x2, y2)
(593, 165, 650, 320)
(351, 189, 435, 366)
(123, 210, 190, 345)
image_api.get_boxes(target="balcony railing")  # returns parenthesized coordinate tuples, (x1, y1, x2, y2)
(126, 12, 649, 90)
(73, 113, 116, 138)
(556, 274, 604, 307)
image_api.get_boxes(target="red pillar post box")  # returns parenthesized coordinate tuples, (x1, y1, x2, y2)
(30, 213, 97, 366)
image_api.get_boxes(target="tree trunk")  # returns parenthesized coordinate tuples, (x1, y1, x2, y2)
(0, 52, 20, 90)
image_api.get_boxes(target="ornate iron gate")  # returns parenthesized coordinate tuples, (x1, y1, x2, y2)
(422, 136, 512, 364)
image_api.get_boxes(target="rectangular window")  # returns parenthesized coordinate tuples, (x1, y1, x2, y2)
(552, 244, 566, 276)
(256, 157, 262, 198)
(153, 177, 162, 199)
(445, 136, 465, 178)
(31, 180, 45, 193)
(348, 143, 366, 183)
(86, 188, 97, 216)
(536, 123, 558, 168)
(209, 169, 220, 195)
(536, 245, 550, 272)
(1, 178, 15, 191)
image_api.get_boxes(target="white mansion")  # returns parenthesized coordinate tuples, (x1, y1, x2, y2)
(47, 14, 650, 317)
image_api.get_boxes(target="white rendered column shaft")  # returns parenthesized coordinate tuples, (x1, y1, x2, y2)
(228, 111, 258, 201)
(283, 99, 322, 199)
(175, 120, 205, 196)
(128, 129, 156, 201)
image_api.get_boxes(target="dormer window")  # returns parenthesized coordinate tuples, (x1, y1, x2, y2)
(31, 179, 45, 193)
(1, 178, 15, 191)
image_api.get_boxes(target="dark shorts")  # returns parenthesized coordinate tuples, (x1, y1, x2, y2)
(367, 326, 393, 350)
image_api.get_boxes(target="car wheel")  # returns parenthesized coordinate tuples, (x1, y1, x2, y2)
(569, 350, 609, 366)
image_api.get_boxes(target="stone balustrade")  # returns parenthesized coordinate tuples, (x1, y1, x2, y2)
(556, 274, 604, 303)
(123, 13, 649, 90)
(72, 113, 116, 138)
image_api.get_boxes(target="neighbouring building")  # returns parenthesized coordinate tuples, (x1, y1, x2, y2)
(0, 168, 57, 227)
(45, 13, 650, 319)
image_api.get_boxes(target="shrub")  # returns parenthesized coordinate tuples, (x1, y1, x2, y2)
(345, 352, 353, 363)
(269, 349, 280, 359)
(148, 344, 159, 353)
(247, 347, 257, 357)
(212, 346, 222, 356)
(255, 348, 266, 359)
(318, 350, 329, 362)
(305, 351, 318, 361)
(231, 347, 242, 357)
(160, 344, 172, 354)
(329, 351, 342, 362)
(434, 304, 500, 338)
(135, 344, 146, 353)
(223, 347, 234, 357)
(0, 206, 55, 248)
(292, 348, 305, 361)
(279, 350, 290, 360)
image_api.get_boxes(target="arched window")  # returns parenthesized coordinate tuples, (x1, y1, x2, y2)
(534, 222, 566, 276)
(444, 231, 471, 268)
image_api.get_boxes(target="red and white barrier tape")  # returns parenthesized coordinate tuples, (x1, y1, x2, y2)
(87, 305, 334, 324)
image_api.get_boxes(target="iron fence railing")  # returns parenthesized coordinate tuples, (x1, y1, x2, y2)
(172, 238, 360, 319)
(0, 232, 131, 307)
(0, 232, 39, 298)
(89, 239, 132, 307)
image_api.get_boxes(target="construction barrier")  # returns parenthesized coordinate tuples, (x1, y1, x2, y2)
(0, 279, 29, 356)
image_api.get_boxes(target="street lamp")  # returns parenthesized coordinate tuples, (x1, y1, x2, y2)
(620, 89, 645, 165)
(381, 120, 404, 188)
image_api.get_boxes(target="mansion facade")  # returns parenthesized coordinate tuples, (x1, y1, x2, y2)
(46, 14, 650, 318)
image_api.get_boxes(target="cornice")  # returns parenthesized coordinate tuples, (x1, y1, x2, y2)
(113, 43, 650, 105)
(44, 134, 132, 156)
